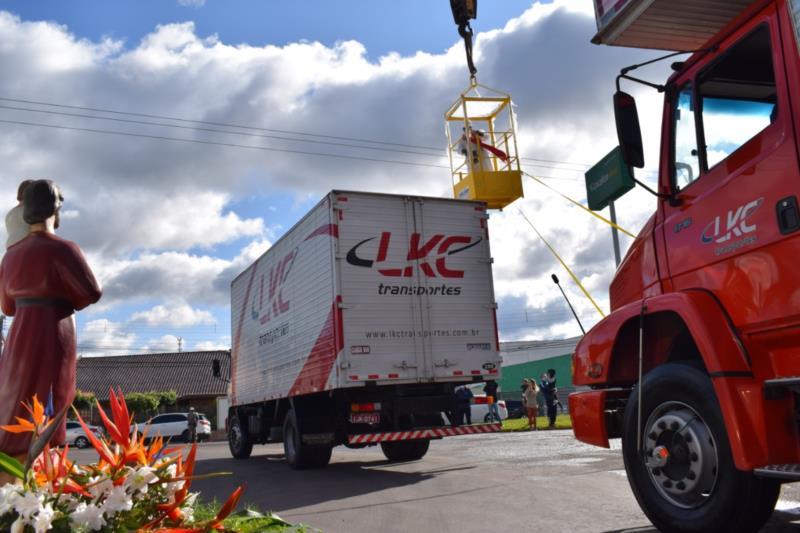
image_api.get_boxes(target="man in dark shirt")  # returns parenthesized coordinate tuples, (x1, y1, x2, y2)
(483, 380, 501, 423)
(187, 407, 198, 443)
(540, 369, 557, 429)
(455, 386, 474, 425)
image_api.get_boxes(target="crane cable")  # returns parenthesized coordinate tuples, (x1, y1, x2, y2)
(450, 0, 478, 80)
(522, 171, 636, 238)
(516, 207, 607, 319)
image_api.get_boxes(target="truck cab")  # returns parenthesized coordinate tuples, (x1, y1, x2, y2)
(570, 1, 800, 531)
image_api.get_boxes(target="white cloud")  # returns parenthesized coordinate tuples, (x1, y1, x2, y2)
(0, 1, 672, 341)
(194, 339, 230, 351)
(130, 303, 215, 326)
(177, 0, 206, 7)
(79, 318, 138, 356)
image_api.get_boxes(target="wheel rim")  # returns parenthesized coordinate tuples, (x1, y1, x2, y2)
(230, 419, 242, 450)
(76, 437, 88, 448)
(641, 401, 718, 509)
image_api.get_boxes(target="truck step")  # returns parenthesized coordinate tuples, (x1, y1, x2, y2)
(754, 464, 800, 481)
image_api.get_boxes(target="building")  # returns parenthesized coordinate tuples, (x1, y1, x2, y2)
(498, 336, 581, 402)
(76, 350, 230, 429)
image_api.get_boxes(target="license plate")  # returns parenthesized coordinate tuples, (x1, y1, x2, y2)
(350, 412, 380, 424)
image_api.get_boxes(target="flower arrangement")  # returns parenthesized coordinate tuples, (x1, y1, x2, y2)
(0, 389, 244, 532)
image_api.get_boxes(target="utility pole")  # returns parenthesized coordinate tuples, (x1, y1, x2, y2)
(609, 200, 622, 267)
(177, 336, 183, 353)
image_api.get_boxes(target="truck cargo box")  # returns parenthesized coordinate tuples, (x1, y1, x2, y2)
(230, 191, 500, 408)
(592, 0, 753, 51)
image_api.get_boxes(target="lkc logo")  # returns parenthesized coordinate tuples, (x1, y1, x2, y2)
(701, 198, 763, 244)
(252, 249, 297, 324)
(346, 232, 481, 278)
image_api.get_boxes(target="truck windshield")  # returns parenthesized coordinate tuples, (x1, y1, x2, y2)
(697, 24, 776, 173)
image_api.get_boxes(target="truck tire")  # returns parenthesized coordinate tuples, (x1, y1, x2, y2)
(622, 363, 779, 533)
(282, 409, 332, 470)
(228, 414, 253, 459)
(380, 439, 430, 462)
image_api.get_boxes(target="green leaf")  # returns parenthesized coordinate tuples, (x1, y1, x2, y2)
(0, 450, 24, 479)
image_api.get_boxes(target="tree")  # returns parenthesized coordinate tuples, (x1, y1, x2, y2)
(72, 390, 95, 411)
(126, 392, 161, 420)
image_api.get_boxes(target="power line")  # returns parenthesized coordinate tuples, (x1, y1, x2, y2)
(0, 94, 647, 174)
(0, 118, 450, 170)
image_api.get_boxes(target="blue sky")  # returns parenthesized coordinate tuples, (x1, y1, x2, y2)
(2, 0, 538, 58)
(0, 0, 663, 355)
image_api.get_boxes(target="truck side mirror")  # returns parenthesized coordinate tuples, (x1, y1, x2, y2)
(212, 359, 221, 378)
(613, 91, 645, 169)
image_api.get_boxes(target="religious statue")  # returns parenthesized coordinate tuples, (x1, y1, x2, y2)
(0, 180, 102, 476)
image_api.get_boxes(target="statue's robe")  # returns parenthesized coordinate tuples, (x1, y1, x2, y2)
(0, 231, 101, 455)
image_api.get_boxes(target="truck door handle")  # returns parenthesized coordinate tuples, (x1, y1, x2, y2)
(394, 360, 418, 370)
(434, 359, 458, 368)
(776, 196, 800, 235)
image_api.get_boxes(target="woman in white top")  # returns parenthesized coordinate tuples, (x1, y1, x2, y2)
(522, 378, 539, 430)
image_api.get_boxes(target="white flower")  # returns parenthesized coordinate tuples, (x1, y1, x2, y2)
(88, 476, 113, 499)
(123, 466, 158, 495)
(12, 490, 44, 519)
(102, 486, 133, 515)
(33, 503, 55, 533)
(0, 484, 22, 515)
(71, 502, 107, 531)
(181, 493, 199, 522)
(164, 464, 185, 495)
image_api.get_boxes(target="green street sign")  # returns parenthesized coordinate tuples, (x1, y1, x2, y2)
(585, 146, 635, 211)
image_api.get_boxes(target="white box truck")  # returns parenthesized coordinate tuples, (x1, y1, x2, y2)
(226, 191, 502, 468)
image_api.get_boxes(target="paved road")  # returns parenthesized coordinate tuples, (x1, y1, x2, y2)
(72, 430, 800, 532)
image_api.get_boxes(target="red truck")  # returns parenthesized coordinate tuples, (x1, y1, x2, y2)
(570, 1, 800, 532)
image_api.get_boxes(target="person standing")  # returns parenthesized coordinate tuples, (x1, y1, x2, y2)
(483, 379, 501, 423)
(540, 369, 558, 429)
(455, 386, 473, 425)
(0, 180, 102, 484)
(4, 180, 33, 249)
(187, 407, 198, 443)
(523, 379, 539, 430)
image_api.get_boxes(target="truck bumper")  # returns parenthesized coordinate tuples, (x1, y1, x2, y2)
(569, 390, 610, 448)
(347, 422, 501, 444)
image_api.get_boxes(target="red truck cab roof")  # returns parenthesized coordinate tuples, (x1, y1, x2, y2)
(593, 0, 756, 51)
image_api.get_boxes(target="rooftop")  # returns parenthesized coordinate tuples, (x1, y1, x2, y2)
(76, 350, 230, 401)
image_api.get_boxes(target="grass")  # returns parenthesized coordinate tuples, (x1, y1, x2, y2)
(193, 501, 314, 532)
(502, 413, 572, 432)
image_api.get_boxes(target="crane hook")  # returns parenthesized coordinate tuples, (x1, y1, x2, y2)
(450, 0, 478, 80)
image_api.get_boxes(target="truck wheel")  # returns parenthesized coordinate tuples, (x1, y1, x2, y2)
(228, 414, 253, 459)
(282, 409, 332, 470)
(622, 363, 779, 533)
(380, 439, 430, 462)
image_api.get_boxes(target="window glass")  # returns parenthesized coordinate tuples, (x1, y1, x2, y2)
(66, 421, 79, 429)
(699, 25, 776, 170)
(674, 86, 700, 189)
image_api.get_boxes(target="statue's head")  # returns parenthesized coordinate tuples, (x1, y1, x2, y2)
(23, 179, 64, 229)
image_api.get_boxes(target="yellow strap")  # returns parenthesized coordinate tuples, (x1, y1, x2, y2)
(523, 171, 636, 239)
(516, 207, 606, 319)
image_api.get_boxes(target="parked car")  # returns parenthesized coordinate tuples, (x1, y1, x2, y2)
(471, 395, 509, 423)
(131, 412, 212, 443)
(503, 399, 525, 419)
(462, 383, 509, 423)
(65, 420, 104, 449)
